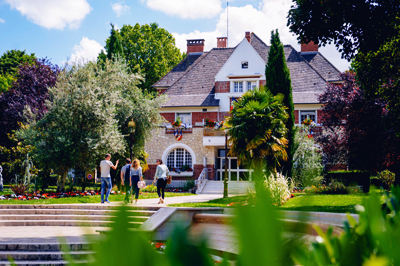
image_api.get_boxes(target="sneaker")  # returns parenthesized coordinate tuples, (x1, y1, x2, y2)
(105, 200, 111, 203)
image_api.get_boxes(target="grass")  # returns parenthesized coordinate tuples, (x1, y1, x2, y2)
(0, 192, 193, 205)
(169, 193, 373, 213)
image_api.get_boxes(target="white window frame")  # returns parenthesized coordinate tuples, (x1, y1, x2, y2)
(233, 81, 243, 93)
(231, 80, 259, 93)
(247, 81, 257, 91)
(167, 148, 193, 169)
(175, 113, 192, 126)
(299, 110, 317, 124)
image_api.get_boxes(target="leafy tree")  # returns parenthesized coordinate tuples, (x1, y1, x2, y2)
(225, 86, 288, 177)
(316, 72, 399, 172)
(19, 59, 165, 191)
(0, 58, 59, 147)
(100, 23, 183, 93)
(287, 0, 400, 60)
(265, 29, 295, 178)
(0, 50, 36, 93)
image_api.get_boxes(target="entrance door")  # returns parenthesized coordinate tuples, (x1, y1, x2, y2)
(215, 149, 252, 181)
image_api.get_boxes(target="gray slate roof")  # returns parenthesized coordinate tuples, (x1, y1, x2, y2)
(155, 33, 341, 106)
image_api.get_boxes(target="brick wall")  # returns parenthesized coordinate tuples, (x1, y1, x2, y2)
(160, 113, 175, 123)
(192, 112, 219, 124)
(157, 89, 167, 95)
(215, 81, 230, 93)
(259, 80, 266, 87)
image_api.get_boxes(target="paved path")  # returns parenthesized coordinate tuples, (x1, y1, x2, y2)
(0, 194, 223, 243)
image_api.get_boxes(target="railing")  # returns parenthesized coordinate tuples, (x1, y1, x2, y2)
(195, 168, 208, 194)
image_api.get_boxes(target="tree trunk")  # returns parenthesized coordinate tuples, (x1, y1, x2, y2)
(57, 170, 67, 192)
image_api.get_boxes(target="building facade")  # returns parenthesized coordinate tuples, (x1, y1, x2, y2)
(144, 32, 341, 181)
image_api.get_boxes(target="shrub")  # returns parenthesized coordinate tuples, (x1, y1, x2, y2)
(142, 184, 156, 193)
(326, 170, 370, 192)
(264, 172, 291, 206)
(377, 169, 395, 190)
(304, 180, 350, 194)
(293, 126, 324, 187)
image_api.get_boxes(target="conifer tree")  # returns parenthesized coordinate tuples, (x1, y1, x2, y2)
(106, 23, 124, 60)
(265, 30, 295, 178)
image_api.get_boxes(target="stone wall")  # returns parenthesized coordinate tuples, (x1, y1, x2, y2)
(144, 127, 216, 180)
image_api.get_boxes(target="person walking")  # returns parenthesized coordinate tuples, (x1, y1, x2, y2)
(100, 154, 119, 203)
(153, 159, 169, 204)
(120, 158, 132, 204)
(130, 159, 143, 204)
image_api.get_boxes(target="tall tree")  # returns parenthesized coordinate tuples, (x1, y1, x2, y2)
(100, 23, 183, 93)
(0, 50, 36, 93)
(19, 59, 165, 191)
(105, 23, 124, 60)
(265, 30, 295, 178)
(287, 1, 400, 136)
(0, 58, 59, 147)
(225, 86, 288, 177)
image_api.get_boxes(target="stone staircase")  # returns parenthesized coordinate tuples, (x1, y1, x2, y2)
(0, 242, 93, 266)
(199, 181, 254, 194)
(0, 204, 158, 227)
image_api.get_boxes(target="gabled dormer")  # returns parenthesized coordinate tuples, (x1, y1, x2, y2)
(215, 32, 266, 111)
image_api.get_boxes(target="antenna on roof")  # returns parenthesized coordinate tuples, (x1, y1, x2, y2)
(227, 2, 229, 47)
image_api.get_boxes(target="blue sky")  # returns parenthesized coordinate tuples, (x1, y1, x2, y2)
(0, 0, 350, 71)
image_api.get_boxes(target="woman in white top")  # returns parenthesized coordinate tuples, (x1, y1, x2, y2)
(153, 159, 169, 204)
(130, 159, 143, 204)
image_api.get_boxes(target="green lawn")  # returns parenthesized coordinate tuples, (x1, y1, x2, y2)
(0, 192, 192, 205)
(170, 193, 373, 213)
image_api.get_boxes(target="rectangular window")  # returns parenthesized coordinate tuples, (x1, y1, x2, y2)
(247, 81, 256, 91)
(300, 110, 317, 124)
(176, 113, 192, 126)
(233, 82, 243, 93)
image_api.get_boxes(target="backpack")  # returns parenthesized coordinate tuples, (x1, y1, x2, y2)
(124, 165, 131, 183)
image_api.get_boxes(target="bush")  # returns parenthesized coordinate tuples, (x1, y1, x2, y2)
(377, 169, 395, 190)
(325, 170, 370, 192)
(142, 184, 157, 193)
(264, 172, 291, 206)
(304, 180, 351, 194)
(293, 126, 324, 187)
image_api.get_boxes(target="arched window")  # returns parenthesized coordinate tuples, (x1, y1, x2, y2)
(166, 148, 193, 169)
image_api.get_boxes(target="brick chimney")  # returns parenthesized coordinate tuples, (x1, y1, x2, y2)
(245, 32, 251, 43)
(217, 37, 227, 48)
(301, 40, 318, 52)
(187, 39, 205, 54)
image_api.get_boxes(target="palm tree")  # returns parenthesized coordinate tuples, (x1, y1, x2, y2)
(224, 86, 289, 179)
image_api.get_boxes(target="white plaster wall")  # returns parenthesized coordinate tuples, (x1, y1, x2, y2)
(215, 39, 266, 82)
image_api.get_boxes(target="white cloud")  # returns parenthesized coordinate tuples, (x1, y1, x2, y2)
(142, 0, 222, 19)
(0, 18, 5, 23)
(112, 3, 130, 17)
(68, 37, 103, 63)
(4, 0, 91, 30)
(172, 0, 350, 71)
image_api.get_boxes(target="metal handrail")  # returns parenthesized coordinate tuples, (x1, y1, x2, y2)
(195, 168, 208, 194)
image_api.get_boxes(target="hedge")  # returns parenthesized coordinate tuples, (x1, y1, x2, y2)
(325, 170, 370, 193)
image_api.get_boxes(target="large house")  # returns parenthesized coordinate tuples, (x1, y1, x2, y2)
(144, 32, 340, 183)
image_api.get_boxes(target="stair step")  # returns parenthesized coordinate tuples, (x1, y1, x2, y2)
(0, 205, 161, 211)
(0, 243, 90, 252)
(0, 209, 156, 216)
(0, 220, 143, 227)
(0, 215, 150, 222)
(0, 260, 88, 265)
(0, 250, 93, 261)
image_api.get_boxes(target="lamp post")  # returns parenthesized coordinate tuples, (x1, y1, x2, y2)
(128, 119, 136, 160)
(223, 130, 228, 198)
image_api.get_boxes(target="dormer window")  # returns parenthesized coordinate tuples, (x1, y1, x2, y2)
(241, 61, 248, 69)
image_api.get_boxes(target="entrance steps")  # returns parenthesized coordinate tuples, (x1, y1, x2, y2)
(0, 242, 93, 266)
(199, 181, 254, 194)
(0, 205, 158, 227)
